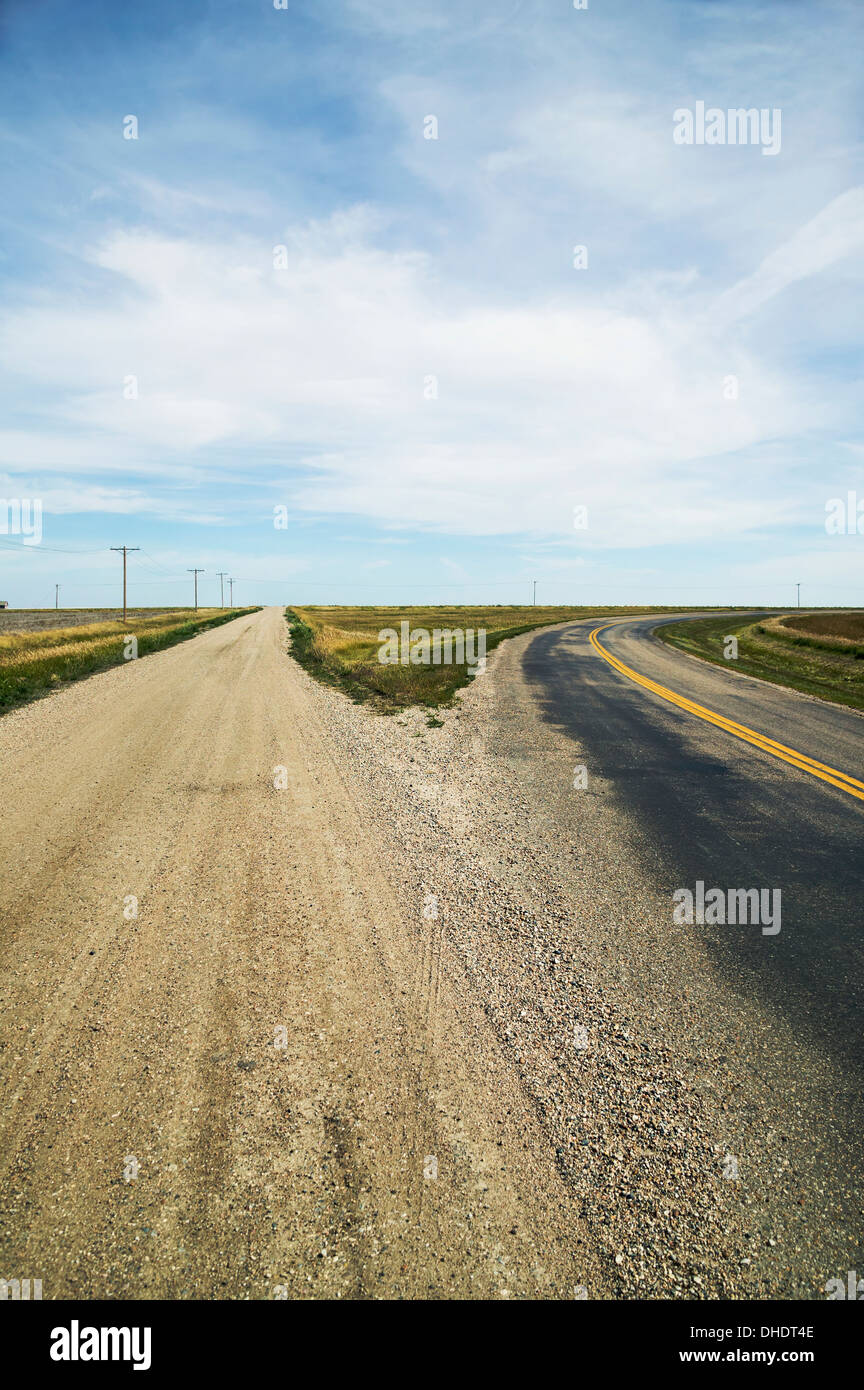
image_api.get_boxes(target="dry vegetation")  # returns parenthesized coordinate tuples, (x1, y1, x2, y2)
(0, 608, 258, 711)
(0, 607, 178, 635)
(660, 611, 864, 711)
(287, 605, 709, 711)
(776, 612, 864, 649)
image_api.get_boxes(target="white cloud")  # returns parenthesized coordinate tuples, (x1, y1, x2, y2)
(0, 197, 856, 548)
(712, 187, 864, 326)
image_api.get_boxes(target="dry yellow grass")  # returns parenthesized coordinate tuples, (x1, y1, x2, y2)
(0, 610, 205, 664)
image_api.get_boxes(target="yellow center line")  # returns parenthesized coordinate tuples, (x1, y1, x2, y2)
(588, 622, 864, 805)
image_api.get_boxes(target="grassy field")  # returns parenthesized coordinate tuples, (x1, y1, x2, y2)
(0, 607, 179, 634)
(0, 608, 259, 712)
(287, 605, 711, 712)
(658, 611, 864, 711)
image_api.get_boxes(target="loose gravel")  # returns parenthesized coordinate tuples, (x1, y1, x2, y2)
(297, 616, 853, 1300)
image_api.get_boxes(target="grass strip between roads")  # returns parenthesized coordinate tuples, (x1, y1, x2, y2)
(658, 612, 864, 712)
(0, 608, 260, 712)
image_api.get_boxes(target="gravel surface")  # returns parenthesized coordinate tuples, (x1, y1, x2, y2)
(304, 616, 859, 1300)
(0, 608, 596, 1299)
(2, 607, 852, 1299)
(301, 621, 752, 1298)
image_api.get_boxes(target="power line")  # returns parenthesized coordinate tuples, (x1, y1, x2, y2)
(138, 549, 188, 579)
(0, 536, 108, 555)
(225, 578, 841, 593)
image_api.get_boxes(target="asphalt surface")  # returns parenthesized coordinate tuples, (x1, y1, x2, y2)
(512, 613, 864, 1292)
(523, 614, 864, 1067)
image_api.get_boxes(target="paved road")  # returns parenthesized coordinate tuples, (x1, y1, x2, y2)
(514, 613, 864, 1292)
(523, 614, 864, 1063)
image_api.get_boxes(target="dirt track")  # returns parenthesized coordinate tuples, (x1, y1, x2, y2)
(0, 605, 599, 1299)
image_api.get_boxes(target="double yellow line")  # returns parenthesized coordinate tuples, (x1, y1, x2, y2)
(589, 622, 864, 804)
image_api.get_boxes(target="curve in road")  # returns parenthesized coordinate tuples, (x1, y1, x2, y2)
(589, 620, 864, 802)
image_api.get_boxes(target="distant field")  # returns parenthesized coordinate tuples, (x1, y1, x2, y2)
(658, 611, 864, 711)
(0, 607, 178, 634)
(287, 605, 712, 711)
(0, 608, 259, 711)
(777, 611, 864, 648)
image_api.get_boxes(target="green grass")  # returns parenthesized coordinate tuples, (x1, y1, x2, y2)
(0, 608, 260, 712)
(286, 605, 713, 711)
(657, 612, 864, 712)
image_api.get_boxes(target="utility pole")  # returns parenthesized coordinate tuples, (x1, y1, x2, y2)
(110, 545, 140, 622)
(55, 584, 60, 610)
(533, 580, 537, 606)
(796, 582, 801, 609)
(228, 578, 234, 608)
(216, 571, 228, 609)
(188, 568, 205, 613)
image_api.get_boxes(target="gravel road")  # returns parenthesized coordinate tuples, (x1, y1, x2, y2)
(0, 606, 598, 1299)
(2, 605, 855, 1299)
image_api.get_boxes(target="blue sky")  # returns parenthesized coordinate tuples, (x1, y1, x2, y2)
(1, 0, 863, 608)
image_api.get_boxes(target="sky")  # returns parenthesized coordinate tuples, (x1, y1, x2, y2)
(0, 0, 863, 609)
